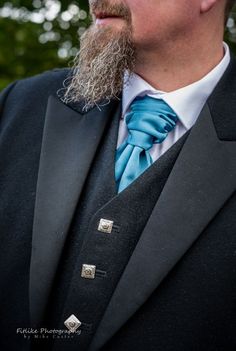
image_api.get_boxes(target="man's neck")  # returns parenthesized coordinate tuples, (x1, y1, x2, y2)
(134, 36, 225, 92)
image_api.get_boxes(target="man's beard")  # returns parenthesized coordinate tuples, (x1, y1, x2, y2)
(63, 3, 136, 110)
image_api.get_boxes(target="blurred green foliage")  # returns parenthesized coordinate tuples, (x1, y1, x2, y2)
(0, 1, 236, 90)
(0, 0, 90, 90)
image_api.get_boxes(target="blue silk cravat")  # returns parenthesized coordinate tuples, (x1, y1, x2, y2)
(115, 96, 178, 193)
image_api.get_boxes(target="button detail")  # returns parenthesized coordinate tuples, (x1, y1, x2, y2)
(64, 314, 81, 332)
(98, 218, 114, 233)
(81, 264, 96, 279)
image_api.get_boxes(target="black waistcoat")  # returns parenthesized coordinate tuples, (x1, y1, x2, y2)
(40, 106, 189, 351)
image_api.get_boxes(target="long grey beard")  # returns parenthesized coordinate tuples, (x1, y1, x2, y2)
(63, 25, 136, 110)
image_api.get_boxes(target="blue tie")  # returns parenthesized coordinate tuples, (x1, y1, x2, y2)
(115, 96, 178, 193)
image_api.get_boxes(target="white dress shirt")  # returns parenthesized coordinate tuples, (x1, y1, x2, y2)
(117, 43, 230, 162)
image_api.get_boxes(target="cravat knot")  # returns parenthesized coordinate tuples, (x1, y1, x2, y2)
(127, 130, 154, 150)
(115, 95, 178, 192)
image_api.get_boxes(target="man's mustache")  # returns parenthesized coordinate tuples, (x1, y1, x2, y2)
(89, 0, 131, 23)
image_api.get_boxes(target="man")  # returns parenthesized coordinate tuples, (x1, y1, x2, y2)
(0, 0, 236, 350)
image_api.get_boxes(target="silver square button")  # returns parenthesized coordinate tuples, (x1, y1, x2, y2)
(81, 264, 96, 279)
(98, 218, 114, 233)
(64, 314, 81, 332)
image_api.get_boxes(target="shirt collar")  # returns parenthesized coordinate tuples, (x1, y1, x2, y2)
(122, 42, 230, 129)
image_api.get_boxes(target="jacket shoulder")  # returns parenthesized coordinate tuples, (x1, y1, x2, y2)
(0, 68, 71, 132)
(8, 68, 70, 99)
(1, 68, 70, 105)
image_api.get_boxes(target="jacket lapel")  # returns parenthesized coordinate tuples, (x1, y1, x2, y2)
(89, 80, 236, 349)
(29, 95, 121, 327)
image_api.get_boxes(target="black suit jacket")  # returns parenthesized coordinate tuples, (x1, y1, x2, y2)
(0, 57, 236, 351)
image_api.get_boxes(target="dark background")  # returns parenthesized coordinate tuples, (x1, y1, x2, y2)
(0, 0, 236, 90)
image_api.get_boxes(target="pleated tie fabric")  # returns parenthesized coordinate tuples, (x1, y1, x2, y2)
(115, 96, 178, 193)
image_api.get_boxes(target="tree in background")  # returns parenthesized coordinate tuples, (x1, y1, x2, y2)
(0, 0, 236, 90)
(0, 0, 89, 90)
